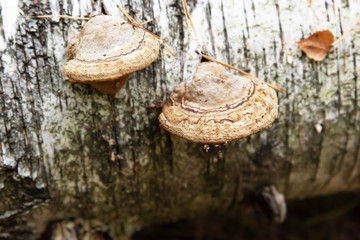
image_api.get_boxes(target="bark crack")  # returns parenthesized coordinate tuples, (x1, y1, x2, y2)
(220, 0, 231, 64)
(242, 0, 250, 38)
(206, 2, 216, 56)
(275, 0, 284, 61)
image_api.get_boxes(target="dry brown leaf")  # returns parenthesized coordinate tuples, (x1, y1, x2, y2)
(297, 30, 334, 61)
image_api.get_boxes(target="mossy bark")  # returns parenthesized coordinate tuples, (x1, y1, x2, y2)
(0, 0, 359, 239)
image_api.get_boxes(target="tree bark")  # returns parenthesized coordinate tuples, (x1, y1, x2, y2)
(0, 0, 359, 239)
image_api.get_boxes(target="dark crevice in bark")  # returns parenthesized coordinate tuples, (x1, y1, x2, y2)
(141, 0, 147, 21)
(110, 97, 122, 169)
(313, 137, 325, 184)
(174, 0, 185, 82)
(325, 2, 330, 22)
(242, 30, 249, 71)
(336, 129, 350, 174)
(315, 62, 321, 99)
(205, 151, 211, 178)
(205, 2, 216, 56)
(220, 1, 231, 64)
(12, 46, 28, 159)
(18, 20, 48, 187)
(262, 48, 268, 81)
(254, 52, 259, 77)
(250, 0, 256, 19)
(30, 42, 48, 189)
(242, 0, 250, 38)
(284, 73, 291, 157)
(145, 2, 159, 96)
(336, 48, 342, 113)
(351, 42, 358, 121)
(165, 132, 174, 173)
(80, 152, 89, 194)
(48, 56, 55, 93)
(0, 144, 3, 163)
(289, 62, 296, 154)
(64, 90, 69, 110)
(30, 37, 44, 103)
(226, 173, 240, 211)
(100, 0, 107, 15)
(126, 0, 135, 16)
(14, 92, 27, 161)
(157, 0, 162, 11)
(309, 61, 325, 182)
(349, 134, 360, 179)
(272, 40, 280, 90)
(320, 131, 349, 190)
(127, 83, 141, 182)
(58, 88, 63, 112)
(337, 6, 344, 35)
(275, 0, 284, 61)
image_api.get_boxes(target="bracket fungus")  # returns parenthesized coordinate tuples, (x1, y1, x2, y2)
(159, 62, 279, 144)
(64, 15, 160, 95)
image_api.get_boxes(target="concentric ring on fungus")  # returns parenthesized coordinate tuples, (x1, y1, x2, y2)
(158, 62, 279, 144)
(64, 15, 160, 95)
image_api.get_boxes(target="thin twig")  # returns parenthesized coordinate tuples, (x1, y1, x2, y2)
(265, 82, 285, 93)
(139, 26, 175, 56)
(118, 6, 136, 25)
(199, 53, 285, 93)
(182, 0, 192, 37)
(182, 0, 191, 34)
(184, 0, 198, 39)
(118, 5, 175, 56)
(140, 19, 153, 25)
(332, 18, 360, 46)
(182, 0, 198, 40)
(159, 48, 170, 58)
(199, 53, 250, 75)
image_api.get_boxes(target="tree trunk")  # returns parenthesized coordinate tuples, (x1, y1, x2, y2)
(0, 0, 359, 239)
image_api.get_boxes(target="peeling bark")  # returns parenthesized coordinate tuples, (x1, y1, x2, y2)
(0, 0, 359, 239)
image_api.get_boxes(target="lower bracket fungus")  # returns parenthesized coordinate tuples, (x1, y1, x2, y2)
(159, 62, 279, 144)
(64, 15, 160, 95)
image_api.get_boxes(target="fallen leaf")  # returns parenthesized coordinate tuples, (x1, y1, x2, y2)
(297, 30, 334, 61)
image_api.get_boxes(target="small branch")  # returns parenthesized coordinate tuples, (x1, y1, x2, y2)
(118, 5, 175, 57)
(265, 82, 285, 93)
(140, 19, 153, 25)
(118, 5, 136, 25)
(198, 52, 285, 93)
(332, 18, 360, 46)
(199, 53, 250, 75)
(182, 0, 198, 40)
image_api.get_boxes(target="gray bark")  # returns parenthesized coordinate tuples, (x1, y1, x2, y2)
(0, 0, 359, 239)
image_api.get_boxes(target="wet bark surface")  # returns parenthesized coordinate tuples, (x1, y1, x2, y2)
(0, 0, 359, 239)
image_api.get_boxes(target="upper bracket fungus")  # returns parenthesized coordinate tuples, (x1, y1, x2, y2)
(159, 62, 279, 144)
(64, 15, 160, 95)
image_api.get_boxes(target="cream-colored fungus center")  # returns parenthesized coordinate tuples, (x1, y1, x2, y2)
(183, 62, 253, 110)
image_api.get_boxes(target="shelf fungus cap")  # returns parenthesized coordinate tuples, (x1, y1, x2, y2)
(159, 62, 279, 144)
(64, 15, 160, 94)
